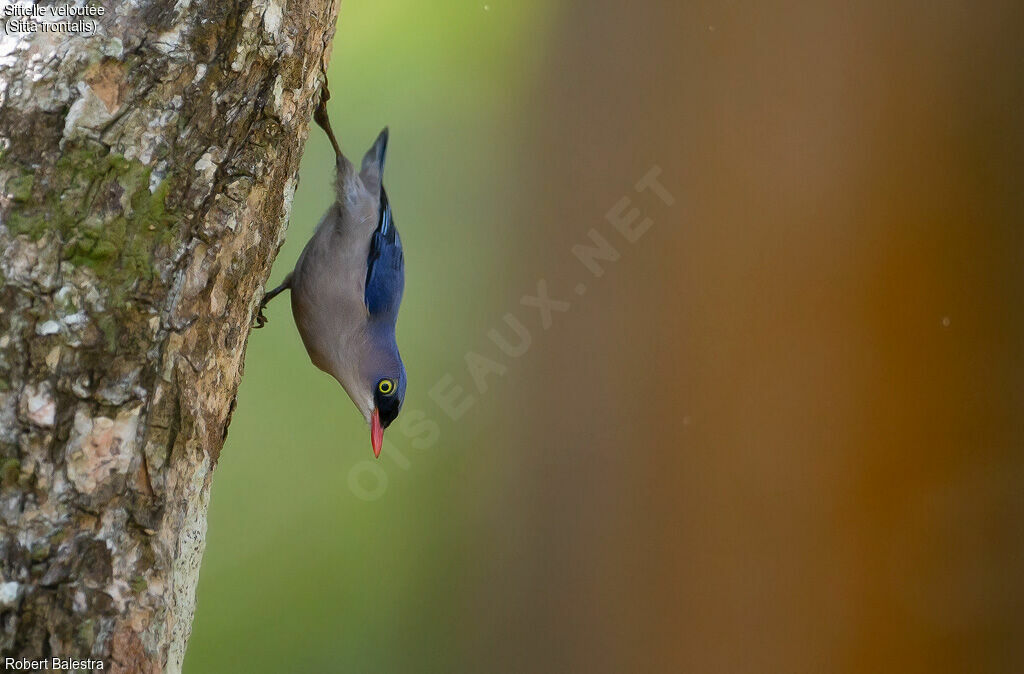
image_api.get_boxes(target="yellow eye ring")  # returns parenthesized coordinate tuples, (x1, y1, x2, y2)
(378, 379, 394, 395)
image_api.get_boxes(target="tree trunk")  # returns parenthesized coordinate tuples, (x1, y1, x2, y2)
(0, 0, 339, 669)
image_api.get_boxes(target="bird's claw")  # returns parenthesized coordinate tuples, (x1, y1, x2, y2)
(314, 79, 342, 159)
(254, 308, 269, 329)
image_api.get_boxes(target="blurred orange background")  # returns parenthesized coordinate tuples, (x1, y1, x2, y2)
(487, 2, 1024, 672)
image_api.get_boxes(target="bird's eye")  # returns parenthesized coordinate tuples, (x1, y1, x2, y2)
(378, 379, 395, 395)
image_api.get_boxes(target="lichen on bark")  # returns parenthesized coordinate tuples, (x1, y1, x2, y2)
(0, 0, 340, 670)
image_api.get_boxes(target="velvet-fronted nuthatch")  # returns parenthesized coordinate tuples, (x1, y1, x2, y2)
(257, 88, 406, 458)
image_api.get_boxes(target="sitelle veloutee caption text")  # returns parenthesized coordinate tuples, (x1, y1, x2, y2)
(3, 3, 105, 34)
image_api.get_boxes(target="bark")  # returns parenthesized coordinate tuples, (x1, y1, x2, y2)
(0, 0, 340, 670)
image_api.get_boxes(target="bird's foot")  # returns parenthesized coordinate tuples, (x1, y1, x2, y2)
(314, 79, 342, 159)
(254, 307, 269, 329)
(254, 275, 291, 330)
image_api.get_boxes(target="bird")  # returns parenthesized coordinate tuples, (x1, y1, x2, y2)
(256, 87, 406, 458)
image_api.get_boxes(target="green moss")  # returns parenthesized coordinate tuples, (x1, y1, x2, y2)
(131, 575, 148, 593)
(4, 141, 179, 302)
(0, 457, 20, 487)
(77, 619, 95, 646)
(31, 542, 51, 561)
(5, 210, 47, 236)
(6, 173, 34, 201)
(90, 239, 120, 261)
(3, 142, 182, 353)
(95, 313, 121, 352)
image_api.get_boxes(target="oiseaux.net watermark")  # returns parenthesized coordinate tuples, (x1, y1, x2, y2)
(346, 166, 676, 501)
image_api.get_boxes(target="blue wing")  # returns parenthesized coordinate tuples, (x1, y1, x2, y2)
(364, 186, 405, 317)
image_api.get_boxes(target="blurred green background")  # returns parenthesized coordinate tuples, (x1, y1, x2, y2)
(187, 1, 1024, 672)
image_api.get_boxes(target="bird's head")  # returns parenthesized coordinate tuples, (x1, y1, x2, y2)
(364, 352, 403, 456)
(355, 330, 406, 458)
(370, 368, 406, 458)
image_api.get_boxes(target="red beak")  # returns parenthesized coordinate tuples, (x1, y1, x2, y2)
(371, 408, 384, 458)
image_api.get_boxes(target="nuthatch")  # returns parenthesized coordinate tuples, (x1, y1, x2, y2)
(257, 88, 405, 458)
